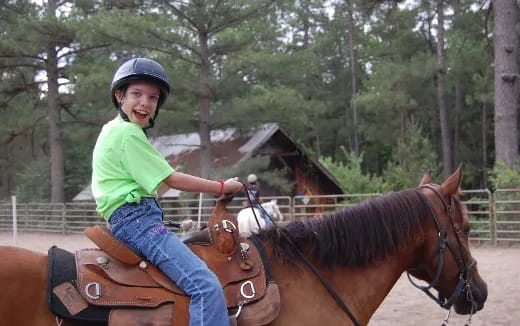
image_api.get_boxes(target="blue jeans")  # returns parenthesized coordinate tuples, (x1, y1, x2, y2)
(109, 198, 229, 326)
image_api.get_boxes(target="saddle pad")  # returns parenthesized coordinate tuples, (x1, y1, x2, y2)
(47, 246, 109, 324)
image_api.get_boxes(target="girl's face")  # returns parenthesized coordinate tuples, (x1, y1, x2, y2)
(115, 81, 161, 128)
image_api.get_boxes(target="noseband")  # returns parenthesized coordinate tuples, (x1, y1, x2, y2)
(407, 185, 476, 310)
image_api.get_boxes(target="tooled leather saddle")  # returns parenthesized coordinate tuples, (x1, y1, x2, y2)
(49, 196, 280, 326)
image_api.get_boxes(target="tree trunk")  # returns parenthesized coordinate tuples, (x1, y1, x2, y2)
(300, 3, 321, 160)
(436, 0, 453, 176)
(198, 29, 213, 179)
(0, 143, 8, 197)
(453, 83, 462, 166)
(301, 4, 321, 160)
(346, 0, 359, 157)
(313, 112, 321, 160)
(481, 102, 488, 189)
(493, 0, 519, 170)
(426, 9, 439, 156)
(452, 0, 461, 168)
(47, 0, 65, 203)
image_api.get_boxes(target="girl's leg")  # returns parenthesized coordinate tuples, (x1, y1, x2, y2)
(110, 199, 229, 326)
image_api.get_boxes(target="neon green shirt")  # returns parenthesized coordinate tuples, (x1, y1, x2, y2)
(91, 117, 174, 220)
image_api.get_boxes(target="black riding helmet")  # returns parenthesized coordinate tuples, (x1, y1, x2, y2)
(110, 58, 170, 129)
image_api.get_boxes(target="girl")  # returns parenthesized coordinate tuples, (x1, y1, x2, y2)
(92, 58, 241, 325)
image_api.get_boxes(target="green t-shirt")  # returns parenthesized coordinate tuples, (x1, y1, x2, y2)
(91, 117, 174, 220)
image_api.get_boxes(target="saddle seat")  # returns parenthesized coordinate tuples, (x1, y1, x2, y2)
(54, 197, 280, 326)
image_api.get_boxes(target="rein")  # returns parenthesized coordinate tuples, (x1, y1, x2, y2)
(408, 185, 476, 320)
(242, 184, 361, 326)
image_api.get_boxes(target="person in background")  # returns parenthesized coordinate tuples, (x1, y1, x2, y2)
(246, 173, 262, 203)
(242, 173, 263, 207)
(92, 57, 242, 326)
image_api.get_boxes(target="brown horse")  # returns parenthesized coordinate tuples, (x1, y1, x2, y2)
(0, 168, 487, 325)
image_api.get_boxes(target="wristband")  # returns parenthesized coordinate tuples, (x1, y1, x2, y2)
(217, 180, 224, 195)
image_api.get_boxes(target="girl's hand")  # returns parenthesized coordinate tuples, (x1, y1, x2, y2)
(223, 177, 243, 194)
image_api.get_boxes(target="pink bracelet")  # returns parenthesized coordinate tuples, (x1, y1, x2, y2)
(217, 180, 224, 195)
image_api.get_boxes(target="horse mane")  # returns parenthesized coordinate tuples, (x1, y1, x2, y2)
(257, 189, 435, 268)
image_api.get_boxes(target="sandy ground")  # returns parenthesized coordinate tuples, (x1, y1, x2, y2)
(0, 232, 518, 325)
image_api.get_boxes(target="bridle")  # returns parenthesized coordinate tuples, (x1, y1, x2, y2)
(242, 183, 477, 325)
(407, 184, 477, 314)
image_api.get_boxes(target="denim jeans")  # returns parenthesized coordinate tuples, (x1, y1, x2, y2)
(109, 198, 229, 326)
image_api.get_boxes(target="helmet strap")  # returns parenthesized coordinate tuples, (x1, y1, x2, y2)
(117, 106, 130, 122)
(144, 116, 155, 131)
(116, 88, 131, 122)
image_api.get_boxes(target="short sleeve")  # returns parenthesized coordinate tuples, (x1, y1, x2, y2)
(121, 129, 174, 194)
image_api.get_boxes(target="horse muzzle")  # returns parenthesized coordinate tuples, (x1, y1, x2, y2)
(454, 276, 488, 315)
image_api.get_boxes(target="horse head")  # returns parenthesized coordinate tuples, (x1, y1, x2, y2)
(264, 199, 284, 222)
(410, 167, 488, 315)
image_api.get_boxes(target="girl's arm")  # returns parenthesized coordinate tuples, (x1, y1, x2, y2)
(164, 172, 243, 195)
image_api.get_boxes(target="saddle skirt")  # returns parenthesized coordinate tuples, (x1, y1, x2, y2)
(50, 197, 280, 326)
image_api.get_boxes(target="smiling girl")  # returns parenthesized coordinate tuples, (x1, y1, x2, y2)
(91, 58, 241, 325)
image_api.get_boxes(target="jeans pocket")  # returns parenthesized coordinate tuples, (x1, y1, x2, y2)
(110, 201, 152, 230)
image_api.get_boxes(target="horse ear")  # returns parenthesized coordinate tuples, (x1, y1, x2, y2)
(440, 165, 463, 196)
(418, 170, 432, 186)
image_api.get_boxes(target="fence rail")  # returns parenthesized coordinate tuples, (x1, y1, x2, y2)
(1, 189, 520, 245)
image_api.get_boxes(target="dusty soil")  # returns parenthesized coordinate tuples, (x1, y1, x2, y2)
(0, 232, 518, 325)
(371, 244, 519, 326)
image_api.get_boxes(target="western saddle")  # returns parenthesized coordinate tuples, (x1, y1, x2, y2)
(52, 196, 280, 326)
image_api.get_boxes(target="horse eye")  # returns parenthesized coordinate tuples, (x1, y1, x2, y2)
(463, 227, 471, 235)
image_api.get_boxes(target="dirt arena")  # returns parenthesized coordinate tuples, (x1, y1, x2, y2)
(1, 232, 518, 325)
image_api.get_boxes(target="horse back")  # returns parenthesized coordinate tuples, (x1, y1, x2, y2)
(0, 246, 61, 325)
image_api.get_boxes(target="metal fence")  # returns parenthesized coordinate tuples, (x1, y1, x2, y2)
(1, 189, 520, 245)
(493, 189, 520, 245)
(460, 189, 493, 244)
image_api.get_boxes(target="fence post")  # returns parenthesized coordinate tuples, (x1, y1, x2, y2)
(288, 196, 293, 222)
(12, 196, 17, 246)
(490, 191, 497, 246)
(197, 193, 203, 229)
(61, 203, 67, 234)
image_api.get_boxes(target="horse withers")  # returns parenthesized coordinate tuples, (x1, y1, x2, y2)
(0, 167, 487, 325)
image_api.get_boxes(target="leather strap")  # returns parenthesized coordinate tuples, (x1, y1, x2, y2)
(243, 184, 360, 326)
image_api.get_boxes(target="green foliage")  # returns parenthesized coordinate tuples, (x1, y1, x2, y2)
(214, 156, 294, 195)
(320, 148, 385, 194)
(382, 120, 441, 191)
(0, 0, 512, 201)
(489, 161, 520, 242)
(213, 85, 308, 132)
(489, 160, 520, 190)
(15, 158, 50, 202)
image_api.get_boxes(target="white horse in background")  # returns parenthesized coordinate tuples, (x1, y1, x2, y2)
(237, 199, 284, 237)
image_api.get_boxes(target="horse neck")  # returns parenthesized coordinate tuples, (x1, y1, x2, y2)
(266, 239, 421, 325)
(346, 245, 420, 322)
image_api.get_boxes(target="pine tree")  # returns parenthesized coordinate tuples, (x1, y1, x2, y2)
(85, 0, 277, 179)
(0, 0, 108, 201)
